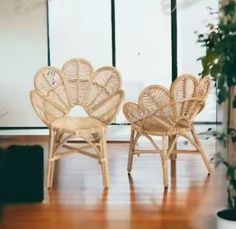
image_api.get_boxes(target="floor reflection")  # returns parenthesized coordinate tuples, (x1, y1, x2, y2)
(127, 159, 215, 229)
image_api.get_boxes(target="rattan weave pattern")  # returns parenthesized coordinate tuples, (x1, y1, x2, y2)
(30, 58, 124, 189)
(123, 74, 211, 188)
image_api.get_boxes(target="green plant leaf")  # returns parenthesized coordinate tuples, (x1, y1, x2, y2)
(217, 74, 226, 88)
(217, 86, 228, 104)
(227, 167, 235, 180)
(205, 51, 218, 64)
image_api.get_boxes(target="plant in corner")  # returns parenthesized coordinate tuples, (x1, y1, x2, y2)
(197, 0, 236, 227)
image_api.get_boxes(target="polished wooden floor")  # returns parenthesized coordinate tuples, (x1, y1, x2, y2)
(0, 135, 227, 229)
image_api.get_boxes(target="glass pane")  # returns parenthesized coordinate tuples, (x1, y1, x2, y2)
(48, 0, 112, 68)
(116, 0, 172, 123)
(177, 0, 219, 122)
(48, 0, 112, 119)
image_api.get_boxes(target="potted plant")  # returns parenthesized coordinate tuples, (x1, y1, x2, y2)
(197, 0, 236, 227)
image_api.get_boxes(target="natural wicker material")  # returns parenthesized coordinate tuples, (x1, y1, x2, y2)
(123, 74, 211, 188)
(30, 58, 124, 189)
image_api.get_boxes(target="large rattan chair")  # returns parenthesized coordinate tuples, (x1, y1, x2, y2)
(123, 74, 212, 188)
(30, 58, 124, 189)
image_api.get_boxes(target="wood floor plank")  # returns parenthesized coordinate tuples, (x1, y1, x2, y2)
(0, 136, 226, 229)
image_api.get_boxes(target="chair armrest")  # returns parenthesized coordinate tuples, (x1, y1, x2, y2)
(175, 97, 205, 113)
(138, 85, 176, 125)
(174, 97, 206, 126)
(123, 102, 176, 131)
(123, 102, 147, 126)
(88, 90, 124, 124)
(30, 90, 67, 126)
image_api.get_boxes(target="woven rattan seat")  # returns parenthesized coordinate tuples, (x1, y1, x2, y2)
(30, 58, 124, 189)
(123, 74, 211, 188)
(51, 117, 105, 134)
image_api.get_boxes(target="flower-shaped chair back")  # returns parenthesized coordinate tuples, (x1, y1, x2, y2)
(31, 58, 123, 126)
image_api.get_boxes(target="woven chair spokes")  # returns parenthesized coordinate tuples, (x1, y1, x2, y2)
(31, 58, 124, 189)
(123, 74, 212, 188)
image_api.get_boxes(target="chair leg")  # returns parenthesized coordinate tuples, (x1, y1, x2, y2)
(47, 128, 55, 188)
(191, 126, 212, 174)
(169, 136, 177, 161)
(100, 130, 109, 189)
(127, 128, 135, 173)
(162, 136, 169, 189)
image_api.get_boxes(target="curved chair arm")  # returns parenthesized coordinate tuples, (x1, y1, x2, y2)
(138, 85, 176, 124)
(123, 102, 176, 132)
(174, 97, 206, 127)
(123, 102, 147, 126)
(196, 75, 211, 100)
(195, 75, 210, 114)
(88, 90, 125, 125)
(175, 97, 205, 113)
(197, 101, 206, 114)
(30, 90, 67, 126)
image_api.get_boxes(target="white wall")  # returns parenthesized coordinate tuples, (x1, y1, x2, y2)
(0, 0, 47, 127)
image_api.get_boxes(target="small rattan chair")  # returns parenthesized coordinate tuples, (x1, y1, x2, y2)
(123, 74, 212, 188)
(30, 58, 124, 189)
